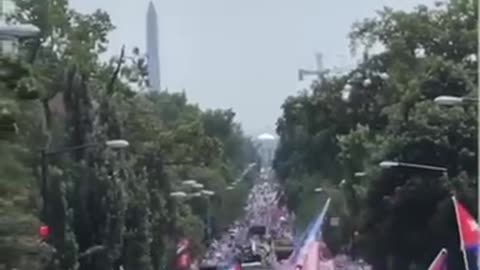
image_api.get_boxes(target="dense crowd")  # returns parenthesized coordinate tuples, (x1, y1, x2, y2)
(199, 168, 375, 270)
(201, 169, 293, 266)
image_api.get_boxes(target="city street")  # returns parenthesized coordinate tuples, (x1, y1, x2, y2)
(1, 0, 476, 270)
(200, 167, 371, 270)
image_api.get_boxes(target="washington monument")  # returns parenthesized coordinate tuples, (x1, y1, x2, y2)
(146, 1, 161, 91)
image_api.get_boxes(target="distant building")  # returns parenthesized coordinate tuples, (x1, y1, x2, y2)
(255, 133, 278, 169)
(0, 0, 15, 20)
(146, 1, 161, 91)
(0, 0, 18, 56)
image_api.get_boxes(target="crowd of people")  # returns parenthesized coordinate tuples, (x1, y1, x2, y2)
(199, 168, 369, 270)
(201, 169, 294, 267)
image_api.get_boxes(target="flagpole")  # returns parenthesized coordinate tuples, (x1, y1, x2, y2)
(294, 198, 331, 268)
(452, 196, 471, 270)
(315, 198, 331, 241)
(427, 248, 447, 270)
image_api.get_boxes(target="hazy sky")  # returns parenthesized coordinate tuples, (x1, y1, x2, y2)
(70, 0, 433, 136)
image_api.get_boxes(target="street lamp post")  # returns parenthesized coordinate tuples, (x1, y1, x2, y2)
(337, 170, 367, 260)
(168, 190, 187, 269)
(183, 180, 204, 190)
(201, 189, 215, 242)
(40, 139, 129, 222)
(169, 189, 202, 252)
(0, 23, 41, 38)
(0, 23, 41, 136)
(354, 171, 366, 177)
(434, 95, 478, 106)
(379, 161, 447, 173)
(433, 94, 478, 262)
(379, 160, 451, 195)
(170, 189, 215, 242)
(192, 183, 204, 189)
(315, 186, 332, 201)
(170, 191, 188, 199)
(182, 179, 199, 189)
(0, 22, 40, 57)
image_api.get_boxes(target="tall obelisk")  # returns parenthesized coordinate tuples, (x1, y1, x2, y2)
(146, 1, 161, 91)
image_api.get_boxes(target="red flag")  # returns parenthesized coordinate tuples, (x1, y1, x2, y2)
(452, 196, 480, 270)
(453, 197, 480, 248)
(427, 248, 447, 270)
(176, 253, 191, 270)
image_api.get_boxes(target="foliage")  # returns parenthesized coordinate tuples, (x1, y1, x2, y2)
(274, 0, 477, 269)
(0, 1, 258, 270)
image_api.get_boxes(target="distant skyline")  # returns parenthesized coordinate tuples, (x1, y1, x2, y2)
(146, 1, 161, 91)
(70, 0, 435, 136)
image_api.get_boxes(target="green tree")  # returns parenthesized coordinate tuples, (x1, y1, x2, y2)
(1, 1, 258, 270)
(274, 0, 477, 269)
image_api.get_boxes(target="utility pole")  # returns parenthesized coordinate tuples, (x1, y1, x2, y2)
(298, 53, 324, 82)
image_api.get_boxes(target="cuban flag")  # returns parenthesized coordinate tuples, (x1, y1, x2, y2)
(427, 248, 448, 270)
(452, 196, 480, 270)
